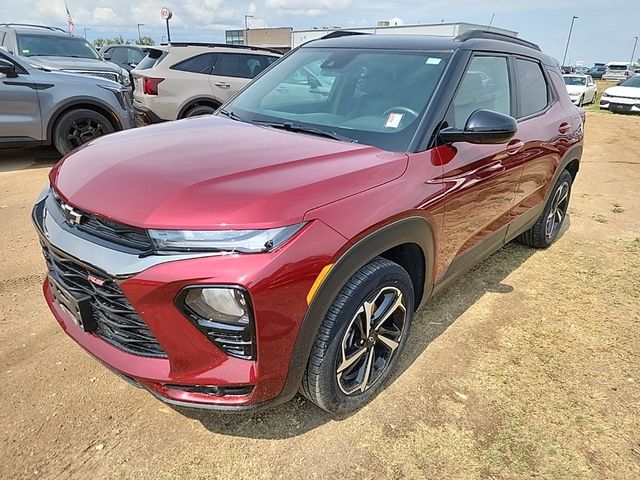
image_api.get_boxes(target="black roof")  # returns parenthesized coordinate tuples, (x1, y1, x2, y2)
(302, 30, 556, 66)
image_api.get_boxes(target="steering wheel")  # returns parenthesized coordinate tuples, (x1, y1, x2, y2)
(382, 106, 419, 124)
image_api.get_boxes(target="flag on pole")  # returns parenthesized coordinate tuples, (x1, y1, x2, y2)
(65, 2, 75, 33)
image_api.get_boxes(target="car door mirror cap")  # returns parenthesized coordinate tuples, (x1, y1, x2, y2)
(440, 109, 518, 145)
(102, 52, 112, 61)
(0, 58, 18, 78)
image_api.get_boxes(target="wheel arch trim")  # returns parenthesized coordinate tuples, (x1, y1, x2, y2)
(46, 98, 122, 142)
(278, 216, 436, 403)
(177, 96, 222, 119)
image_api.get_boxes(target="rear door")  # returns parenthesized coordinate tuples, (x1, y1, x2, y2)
(507, 57, 566, 234)
(0, 53, 41, 143)
(437, 54, 522, 274)
(210, 53, 277, 101)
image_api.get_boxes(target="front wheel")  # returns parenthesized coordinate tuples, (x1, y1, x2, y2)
(300, 257, 415, 414)
(518, 169, 573, 248)
(52, 109, 115, 156)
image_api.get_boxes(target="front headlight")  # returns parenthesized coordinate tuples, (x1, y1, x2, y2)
(148, 223, 305, 253)
(120, 69, 131, 87)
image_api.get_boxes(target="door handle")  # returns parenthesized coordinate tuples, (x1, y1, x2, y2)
(558, 122, 571, 134)
(506, 139, 525, 155)
(214, 82, 230, 88)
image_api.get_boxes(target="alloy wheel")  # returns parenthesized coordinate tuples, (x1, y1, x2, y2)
(545, 180, 570, 239)
(336, 286, 407, 395)
(66, 118, 109, 149)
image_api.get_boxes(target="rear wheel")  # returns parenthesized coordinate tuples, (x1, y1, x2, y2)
(183, 104, 217, 118)
(518, 169, 573, 248)
(52, 109, 115, 156)
(301, 257, 415, 414)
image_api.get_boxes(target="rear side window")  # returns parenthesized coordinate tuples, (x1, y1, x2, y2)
(515, 58, 549, 118)
(136, 49, 167, 70)
(451, 55, 511, 129)
(215, 53, 274, 79)
(171, 53, 219, 74)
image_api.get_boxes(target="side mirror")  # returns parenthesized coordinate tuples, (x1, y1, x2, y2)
(128, 63, 137, 69)
(439, 109, 517, 145)
(102, 52, 112, 61)
(0, 58, 18, 78)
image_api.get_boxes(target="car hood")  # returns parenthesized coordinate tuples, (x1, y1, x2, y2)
(50, 117, 408, 230)
(25, 56, 120, 73)
(565, 85, 587, 95)
(604, 86, 640, 98)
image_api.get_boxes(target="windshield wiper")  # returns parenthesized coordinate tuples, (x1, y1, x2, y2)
(217, 109, 244, 122)
(254, 121, 356, 143)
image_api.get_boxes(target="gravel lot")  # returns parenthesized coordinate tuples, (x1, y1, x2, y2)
(1, 112, 639, 480)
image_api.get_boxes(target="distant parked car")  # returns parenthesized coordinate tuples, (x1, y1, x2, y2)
(602, 62, 636, 82)
(599, 75, 640, 113)
(588, 65, 606, 79)
(0, 50, 134, 155)
(0, 23, 131, 93)
(99, 45, 147, 72)
(563, 74, 597, 106)
(561, 65, 575, 74)
(574, 66, 589, 74)
(131, 42, 281, 125)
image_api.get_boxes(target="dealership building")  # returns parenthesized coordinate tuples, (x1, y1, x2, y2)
(225, 22, 518, 51)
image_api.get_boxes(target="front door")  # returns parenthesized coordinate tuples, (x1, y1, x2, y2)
(435, 54, 522, 279)
(0, 54, 41, 142)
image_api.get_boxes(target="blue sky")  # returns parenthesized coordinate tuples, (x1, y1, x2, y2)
(1, 0, 638, 65)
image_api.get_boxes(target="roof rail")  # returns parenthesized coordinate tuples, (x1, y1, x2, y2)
(454, 29, 541, 51)
(320, 30, 370, 40)
(167, 42, 282, 55)
(0, 23, 66, 33)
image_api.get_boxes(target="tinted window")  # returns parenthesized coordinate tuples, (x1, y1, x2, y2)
(451, 56, 511, 128)
(215, 54, 275, 79)
(107, 47, 127, 65)
(515, 59, 549, 117)
(620, 76, 640, 87)
(171, 53, 218, 74)
(16, 34, 100, 59)
(136, 49, 166, 70)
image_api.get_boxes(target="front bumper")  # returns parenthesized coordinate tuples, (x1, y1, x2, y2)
(33, 191, 346, 410)
(599, 98, 640, 113)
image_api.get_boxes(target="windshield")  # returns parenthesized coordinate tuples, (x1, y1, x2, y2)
(223, 47, 451, 152)
(17, 34, 101, 60)
(564, 76, 586, 86)
(620, 76, 640, 88)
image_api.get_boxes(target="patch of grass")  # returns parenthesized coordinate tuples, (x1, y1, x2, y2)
(593, 214, 608, 224)
(612, 206, 625, 214)
(628, 238, 640, 252)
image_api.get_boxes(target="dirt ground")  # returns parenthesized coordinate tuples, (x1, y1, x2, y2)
(1, 112, 639, 480)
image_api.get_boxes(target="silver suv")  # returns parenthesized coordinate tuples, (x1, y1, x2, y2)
(0, 24, 131, 92)
(0, 50, 134, 155)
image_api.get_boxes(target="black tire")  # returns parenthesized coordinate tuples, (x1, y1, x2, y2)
(301, 257, 415, 414)
(183, 104, 217, 118)
(53, 108, 115, 156)
(518, 169, 573, 249)
(578, 95, 584, 107)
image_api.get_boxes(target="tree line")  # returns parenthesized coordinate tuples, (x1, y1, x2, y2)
(93, 35, 155, 48)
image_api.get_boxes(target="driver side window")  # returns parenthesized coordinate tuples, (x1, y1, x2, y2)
(451, 56, 511, 129)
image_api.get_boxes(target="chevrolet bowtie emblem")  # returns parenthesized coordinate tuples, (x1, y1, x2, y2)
(61, 203, 83, 226)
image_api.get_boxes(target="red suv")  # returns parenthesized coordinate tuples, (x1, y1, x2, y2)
(33, 31, 584, 414)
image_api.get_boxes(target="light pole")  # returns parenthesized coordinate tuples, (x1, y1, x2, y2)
(244, 14, 253, 30)
(562, 15, 579, 67)
(137, 23, 144, 44)
(630, 36, 639, 69)
(83, 27, 90, 39)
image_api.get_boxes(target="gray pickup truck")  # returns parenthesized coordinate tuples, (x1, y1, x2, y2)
(0, 50, 134, 155)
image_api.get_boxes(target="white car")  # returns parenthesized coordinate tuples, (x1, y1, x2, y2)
(599, 75, 640, 113)
(602, 62, 637, 82)
(131, 42, 280, 125)
(563, 74, 597, 106)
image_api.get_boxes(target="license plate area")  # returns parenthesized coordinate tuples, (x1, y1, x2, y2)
(49, 275, 97, 332)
